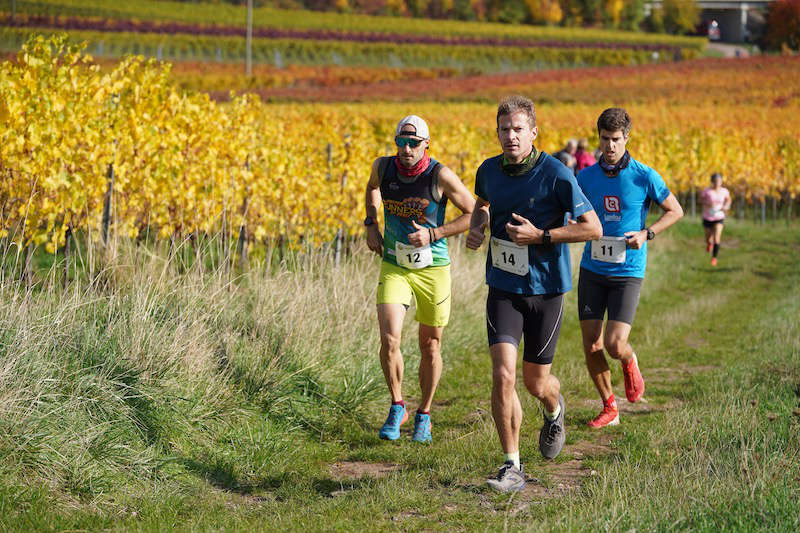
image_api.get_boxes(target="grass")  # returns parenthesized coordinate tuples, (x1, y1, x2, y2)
(0, 218, 798, 531)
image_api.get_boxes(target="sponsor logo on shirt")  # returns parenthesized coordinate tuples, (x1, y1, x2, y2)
(384, 197, 430, 219)
(604, 214, 621, 222)
(604, 195, 621, 212)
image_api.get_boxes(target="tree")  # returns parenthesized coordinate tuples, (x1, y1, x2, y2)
(525, 0, 563, 24)
(657, 0, 700, 35)
(618, 0, 646, 31)
(763, 0, 800, 50)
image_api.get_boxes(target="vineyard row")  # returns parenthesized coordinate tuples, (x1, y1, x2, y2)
(2, 14, 689, 53)
(0, 27, 693, 73)
(8, 1, 706, 49)
(1, 36, 797, 256)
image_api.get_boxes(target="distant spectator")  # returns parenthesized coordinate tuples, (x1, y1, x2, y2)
(575, 138, 596, 172)
(553, 139, 577, 173)
(555, 151, 577, 171)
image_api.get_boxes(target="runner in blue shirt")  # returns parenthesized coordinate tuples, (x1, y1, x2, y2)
(467, 95, 602, 492)
(577, 108, 683, 428)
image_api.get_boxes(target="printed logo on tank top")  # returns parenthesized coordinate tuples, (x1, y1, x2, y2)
(384, 197, 431, 220)
(604, 195, 622, 222)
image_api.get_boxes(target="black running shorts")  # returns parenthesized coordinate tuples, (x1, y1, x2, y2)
(577, 268, 643, 325)
(486, 287, 564, 365)
(702, 218, 724, 228)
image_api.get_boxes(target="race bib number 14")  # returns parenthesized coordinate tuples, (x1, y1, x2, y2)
(490, 237, 529, 276)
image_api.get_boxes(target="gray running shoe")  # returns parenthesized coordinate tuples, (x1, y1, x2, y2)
(486, 461, 525, 492)
(539, 394, 566, 459)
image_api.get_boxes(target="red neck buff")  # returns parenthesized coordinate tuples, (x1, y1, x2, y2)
(395, 151, 430, 178)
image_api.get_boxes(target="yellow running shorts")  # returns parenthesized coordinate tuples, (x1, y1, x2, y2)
(376, 261, 451, 327)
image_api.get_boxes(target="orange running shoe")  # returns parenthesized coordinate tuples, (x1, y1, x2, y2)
(622, 353, 645, 403)
(711, 257, 718, 266)
(588, 403, 620, 428)
(706, 242, 713, 253)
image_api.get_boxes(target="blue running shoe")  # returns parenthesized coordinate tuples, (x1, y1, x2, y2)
(412, 412, 432, 443)
(379, 404, 408, 440)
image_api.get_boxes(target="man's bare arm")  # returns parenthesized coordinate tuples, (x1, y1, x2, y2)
(433, 166, 473, 240)
(624, 193, 683, 249)
(466, 197, 490, 250)
(364, 158, 384, 256)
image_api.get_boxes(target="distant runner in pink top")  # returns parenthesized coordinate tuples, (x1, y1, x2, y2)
(700, 173, 732, 266)
(575, 138, 596, 172)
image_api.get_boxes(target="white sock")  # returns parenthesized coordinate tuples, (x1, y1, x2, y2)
(545, 402, 561, 421)
(504, 452, 520, 469)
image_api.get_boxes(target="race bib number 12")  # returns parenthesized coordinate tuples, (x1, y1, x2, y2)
(490, 237, 529, 276)
(395, 242, 433, 270)
(591, 236, 627, 264)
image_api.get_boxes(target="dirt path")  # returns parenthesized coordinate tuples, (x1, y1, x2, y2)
(707, 42, 752, 58)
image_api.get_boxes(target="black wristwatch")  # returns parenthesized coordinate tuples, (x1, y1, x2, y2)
(646, 227, 655, 240)
(542, 229, 551, 246)
(364, 216, 376, 227)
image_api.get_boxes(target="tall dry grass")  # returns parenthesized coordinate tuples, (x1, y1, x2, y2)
(0, 231, 488, 501)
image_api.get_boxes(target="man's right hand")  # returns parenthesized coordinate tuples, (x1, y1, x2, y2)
(466, 222, 487, 250)
(366, 224, 384, 256)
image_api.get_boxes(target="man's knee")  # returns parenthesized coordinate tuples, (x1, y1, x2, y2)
(523, 374, 550, 399)
(604, 337, 627, 359)
(381, 332, 402, 354)
(419, 336, 441, 359)
(492, 364, 516, 390)
(583, 337, 604, 356)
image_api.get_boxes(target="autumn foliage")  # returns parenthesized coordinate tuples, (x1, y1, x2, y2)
(764, 0, 800, 51)
(1, 36, 798, 253)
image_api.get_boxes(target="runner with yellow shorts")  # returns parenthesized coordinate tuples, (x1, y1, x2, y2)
(365, 115, 474, 442)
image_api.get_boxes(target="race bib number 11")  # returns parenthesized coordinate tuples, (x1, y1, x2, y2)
(490, 237, 529, 276)
(395, 242, 433, 270)
(591, 236, 627, 264)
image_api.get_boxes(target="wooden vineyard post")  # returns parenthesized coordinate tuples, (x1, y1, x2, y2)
(246, 0, 253, 77)
(21, 241, 33, 289)
(772, 195, 778, 222)
(761, 196, 766, 225)
(63, 224, 72, 289)
(335, 136, 351, 267)
(236, 190, 249, 271)
(101, 162, 115, 247)
(327, 143, 332, 181)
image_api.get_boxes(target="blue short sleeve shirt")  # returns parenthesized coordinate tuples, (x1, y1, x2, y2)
(475, 152, 593, 295)
(577, 158, 670, 278)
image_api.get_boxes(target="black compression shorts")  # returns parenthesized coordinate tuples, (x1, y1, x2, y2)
(577, 268, 643, 325)
(486, 287, 564, 365)
(702, 218, 724, 228)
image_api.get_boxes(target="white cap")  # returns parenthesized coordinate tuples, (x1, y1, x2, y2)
(395, 115, 429, 139)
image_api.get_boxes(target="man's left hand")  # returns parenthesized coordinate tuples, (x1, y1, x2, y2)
(505, 213, 542, 245)
(408, 220, 431, 247)
(624, 230, 647, 249)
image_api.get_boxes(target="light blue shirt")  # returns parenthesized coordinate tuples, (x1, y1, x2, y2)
(578, 158, 670, 278)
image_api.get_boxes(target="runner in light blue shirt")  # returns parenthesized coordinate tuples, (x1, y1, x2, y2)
(576, 108, 683, 429)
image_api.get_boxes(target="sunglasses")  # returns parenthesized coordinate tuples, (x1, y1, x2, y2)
(395, 136, 423, 148)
